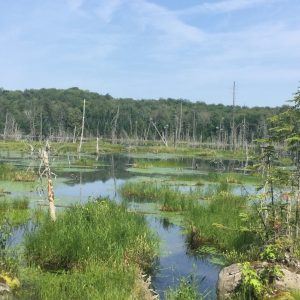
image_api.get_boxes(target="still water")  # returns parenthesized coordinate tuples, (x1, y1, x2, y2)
(1, 152, 247, 299)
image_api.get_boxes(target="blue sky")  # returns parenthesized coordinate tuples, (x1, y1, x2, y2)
(0, 0, 299, 106)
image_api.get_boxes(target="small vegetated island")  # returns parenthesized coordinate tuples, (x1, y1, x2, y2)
(0, 87, 300, 300)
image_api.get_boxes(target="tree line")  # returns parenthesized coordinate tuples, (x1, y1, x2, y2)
(0, 87, 286, 146)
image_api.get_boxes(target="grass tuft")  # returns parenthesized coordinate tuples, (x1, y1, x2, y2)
(22, 199, 158, 299)
(186, 189, 259, 253)
(120, 181, 198, 211)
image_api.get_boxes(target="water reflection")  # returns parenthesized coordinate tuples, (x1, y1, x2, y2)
(148, 217, 221, 300)
(1, 152, 255, 298)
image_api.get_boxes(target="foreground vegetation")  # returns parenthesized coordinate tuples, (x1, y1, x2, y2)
(16, 199, 158, 299)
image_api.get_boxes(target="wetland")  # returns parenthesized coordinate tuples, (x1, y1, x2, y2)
(0, 142, 300, 299)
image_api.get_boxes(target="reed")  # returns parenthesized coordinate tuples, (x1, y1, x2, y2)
(0, 163, 35, 182)
(120, 181, 197, 211)
(165, 277, 206, 300)
(25, 199, 158, 272)
(18, 262, 137, 300)
(0, 197, 30, 226)
(22, 199, 158, 299)
(186, 188, 259, 252)
(133, 159, 186, 169)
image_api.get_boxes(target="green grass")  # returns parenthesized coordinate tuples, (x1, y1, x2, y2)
(201, 172, 259, 185)
(17, 262, 138, 300)
(52, 140, 124, 154)
(120, 181, 198, 212)
(186, 188, 259, 253)
(133, 159, 187, 169)
(0, 197, 29, 211)
(0, 140, 248, 159)
(21, 199, 158, 299)
(290, 290, 300, 300)
(0, 163, 36, 182)
(0, 197, 30, 226)
(25, 199, 158, 271)
(165, 277, 206, 300)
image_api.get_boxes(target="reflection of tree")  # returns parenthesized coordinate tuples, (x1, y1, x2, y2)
(56, 154, 134, 185)
(159, 218, 175, 230)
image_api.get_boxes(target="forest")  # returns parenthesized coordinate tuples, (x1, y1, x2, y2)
(0, 87, 285, 144)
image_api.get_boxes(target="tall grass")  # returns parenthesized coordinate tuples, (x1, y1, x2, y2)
(0, 163, 35, 182)
(0, 197, 29, 211)
(25, 199, 158, 271)
(22, 199, 158, 299)
(0, 163, 15, 180)
(18, 263, 137, 300)
(186, 188, 259, 253)
(133, 159, 186, 169)
(165, 277, 206, 300)
(120, 181, 198, 211)
(0, 197, 30, 226)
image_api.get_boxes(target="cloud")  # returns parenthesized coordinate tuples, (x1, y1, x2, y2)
(95, 0, 124, 23)
(178, 0, 277, 15)
(66, 0, 85, 11)
(130, 0, 205, 44)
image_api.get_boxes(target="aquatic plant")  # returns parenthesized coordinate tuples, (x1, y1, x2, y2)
(120, 181, 197, 211)
(25, 199, 158, 271)
(0, 163, 35, 182)
(165, 277, 207, 300)
(22, 199, 158, 299)
(133, 159, 186, 169)
(186, 189, 259, 252)
(0, 197, 30, 226)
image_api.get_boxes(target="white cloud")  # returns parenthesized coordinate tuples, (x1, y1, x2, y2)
(178, 0, 277, 15)
(66, 0, 85, 11)
(95, 0, 124, 23)
(130, 0, 205, 44)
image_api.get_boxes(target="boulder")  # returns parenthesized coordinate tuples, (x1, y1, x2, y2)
(0, 283, 11, 295)
(217, 263, 300, 299)
(217, 263, 242, 299)
(275, 268, 300, 290)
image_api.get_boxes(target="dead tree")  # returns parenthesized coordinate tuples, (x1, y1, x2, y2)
(111, 106, 120, 144)
(78, 99, 86, 153)
(231, 81, 237, 151)
(178, 103, 183, 142)
(150, 119, 168, 147)
(39, 141, 56, 221)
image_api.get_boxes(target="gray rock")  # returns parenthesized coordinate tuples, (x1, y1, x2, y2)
(217, 263, 300, 299)
(0, 283, 11, 295)
(275, 268, 300, 290)
(217, 263, 242, 299)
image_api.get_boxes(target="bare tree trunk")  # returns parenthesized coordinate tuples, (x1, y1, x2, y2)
(231, 81, 236, 151)
(96, 136, 99, 155)
(78, 99, 86, 153)
(39, 110, 43, 141)
(192, 111, 196, 143)
(40, 141, 56, 221)
(73, 125, 77, 143)
(151, 120, 168, 147)
(178, 103, 183, 142)
(111, 106, 119, 144)
(3, 113, 8, 140)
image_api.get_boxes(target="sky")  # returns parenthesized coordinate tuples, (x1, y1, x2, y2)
(0, 0, 299, 107)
